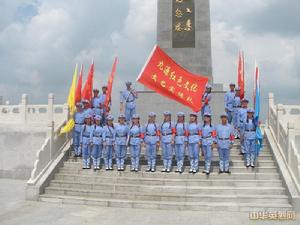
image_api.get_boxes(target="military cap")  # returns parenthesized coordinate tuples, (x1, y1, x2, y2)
(177, 112, 185, 117)
(148, 112, 156, 117)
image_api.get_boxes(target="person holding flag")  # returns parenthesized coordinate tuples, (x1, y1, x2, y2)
(120, 82, 138, 123)
(201, 84, 213, 119)
(73, 103, 85, 157)
(224, 83, 236, 124)
(233, 87, 242, 138)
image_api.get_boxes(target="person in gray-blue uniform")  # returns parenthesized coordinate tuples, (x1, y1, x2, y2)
(224, 83, 236, 124)
(82, 99, 94, 117)
(73, 102, 85, 157)
(215, 113, 235, 174)
(241, 108, 257, 168)
(160, 111, 175, 173)
(120, 82, 138, 123)
(187, 112, 201, 174)
(91, 89, 102, 117)
(233, 87, 241, 138)
(174, 112, 188, 173)
(91, 115, 104, 170)
(200, 112, 216, 175)
(201, 84, 212, 119)
(128, 114, 143, 172)
(237, 98, 249, 155)
(99, 86, 109, 125)
(80, 114, 94, 169)
(103, 115, 116, 170)
(115, 114, 129, 171)
(143, 112, 160, 172)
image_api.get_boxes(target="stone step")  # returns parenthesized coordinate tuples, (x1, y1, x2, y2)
(39, 194, 293, 212)
(55, 171, 281, 180)
(53, 174, 283, 187)
(45, 183, 289, 204)
(59, 165, 278, 173)
(45, 184, 286, 195)
(65, 159, 276, 167)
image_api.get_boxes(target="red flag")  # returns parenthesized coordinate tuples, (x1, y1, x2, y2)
(75, 64, 83, 103)
(82, 61, 94, 102)
(104, 57, 118, 109)
(136, 45, 208, 112)
(237, 51, 245, 99)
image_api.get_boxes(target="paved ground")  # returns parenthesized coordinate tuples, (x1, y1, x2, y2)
(0, 179, 299, 225)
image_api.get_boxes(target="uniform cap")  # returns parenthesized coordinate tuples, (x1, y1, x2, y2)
(247, 108, 255, 113)
(93, 89, 99, 92)
(235, 86, 241, 91)
(177, 112, 185, 117)
(163, 111, 171, 116)
(204, 112, 212, 117)
(106, 115, 114, 121)
(148, 112, 156, 117)
(132, 114, 140, 119)
(241, 98, 249, 103)
(94, 115, 101, 120)
(118, 114, 126, 118)
(206, 84, 212, 89)
(76, 102, 83, 108)
(125, 81, 132, 85)
(220, 113, 228, 118)
(85, 114, 92, 119)
(229, 83, 236, 86)
(190, 112, 198, 117)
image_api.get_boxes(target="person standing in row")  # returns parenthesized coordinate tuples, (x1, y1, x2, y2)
(99, 86, 109, 125)
(80, 114, 94, 169)
(103, 115, 116, 170)
(73, 103, 85, 157)
(91, 115, 104, 170)
(224, 83, 236, 124)
(143, 112, 160, 172)
(115, 114, 129, 171)
(82, 99, 93, 117)
(174, 112, 188, 173)
(91, 89, 101, 116)
(237, 98, 249, 155)
(201, 84, 212, 119)
(187, 113, 201, 174)
(216, 113, 235, 174)
(200, 113, 216, 175)
(120, 82, 138, 123)
(128, 114, 143, 172)
(241, 108, 257, 168)
(160, 111, 175, 173)
(233, 87, 241, 138)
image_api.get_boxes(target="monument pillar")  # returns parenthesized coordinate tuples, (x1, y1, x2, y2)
(136, 0, 224, 124)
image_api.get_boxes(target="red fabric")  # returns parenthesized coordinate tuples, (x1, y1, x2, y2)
(104, 57, 118, 109)
(137, 46, 209, 112)
(237, 52, 245, 99)
(230, 134, 235, 141)
(184, 130, 189, 137)
(198, 130, 202, 136)
(82, 62, 94, 102)
(172, 127, 176, 135)
(75, 65, 83, 103)
(212, 130, 217, 138)
(140, 133, 145, 139)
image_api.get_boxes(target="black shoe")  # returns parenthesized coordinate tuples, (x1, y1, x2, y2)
(246, 165, 250, 168)
(206, 172, 210, 175)
(224, 170, 231, 174)
(251, 165, 255, 168)
(218, 170, 224, 174)
(239, 152, 245, 155)
(146, 168, 151, 172)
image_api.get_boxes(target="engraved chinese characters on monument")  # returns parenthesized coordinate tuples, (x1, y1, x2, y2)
(172, 0, 195, 48)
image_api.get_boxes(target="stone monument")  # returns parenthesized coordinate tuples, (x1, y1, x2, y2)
(136, 0, 225, 123)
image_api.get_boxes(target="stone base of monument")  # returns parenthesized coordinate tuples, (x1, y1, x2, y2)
(136, 83, 225, 124)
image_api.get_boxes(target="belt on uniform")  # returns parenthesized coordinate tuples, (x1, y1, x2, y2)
(202, 135, 212, 139)
(126, 100, 134, 103)
(83, 135, 90, 138)
(239, 120, 244, 123)
(218, 137, 229, 140)
(188, 133, 198, 136)
(162, 133, 172, 136)
(233, 106, 240, 108)
(175, 134, 185, 137)
(116, 135, 127, 138)
(130, 135, 141, 138)
(75, 123, 83, 125)
(146, 134, 157, 136)
(245, 129, 256, 132)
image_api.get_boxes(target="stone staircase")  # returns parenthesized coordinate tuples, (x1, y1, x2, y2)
(39, 141, 293, 212)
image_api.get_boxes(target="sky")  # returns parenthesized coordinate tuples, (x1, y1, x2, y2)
(0, 0, 299, 119)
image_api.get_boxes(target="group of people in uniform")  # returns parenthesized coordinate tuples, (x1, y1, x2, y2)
(72, 81, 259, 175)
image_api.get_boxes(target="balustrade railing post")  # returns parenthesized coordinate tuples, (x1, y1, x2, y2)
(21, 94, 28, 123)
(268, 93, 274, 127)
(47, 93, 54, 126)
(47, 121, 54, 160)
(287, 122, 296, 164)
(276, 104, 284, 141)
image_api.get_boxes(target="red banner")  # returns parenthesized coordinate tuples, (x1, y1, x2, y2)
(136, 45, 208, 112)
(104, 57, 118, 109)
(82, 62, 94, 102)
(238, 52, 245, 99)
(75, 64, 83, 104)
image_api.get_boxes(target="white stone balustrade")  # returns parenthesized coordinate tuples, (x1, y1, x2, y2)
(268, 93, 300, 190)
(0, 93, 68, 126)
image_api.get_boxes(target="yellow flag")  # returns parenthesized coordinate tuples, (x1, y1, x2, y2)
(68, 64, 78, 115)
(60, 65, 78, 135)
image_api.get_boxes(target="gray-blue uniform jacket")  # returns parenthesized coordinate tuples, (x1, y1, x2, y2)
(103, 126, 116, 145)
(224, 91, 235, 112)
(174, 122, 188, 144)
(215, 124, 234, 149)
(129, 125, 143, 145)
(200, 124, 216, 146)
(115, 124, 129, 145)
(80, 125, 94, 145)
(74, 111, 85, 132)
(241, 119, 257, 140)
(121, 90, 137, 109)
(92, 125, 105, 145)
(187, 122, 201, 144)
(143, 123, 160, 145)
(160, 121, 175, 144)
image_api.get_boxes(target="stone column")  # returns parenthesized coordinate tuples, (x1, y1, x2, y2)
(20, 94, 28, 123)
(287, 122, 296, 164)
(276, 104, 284, 141)
(47, 121, 54, 160)
(47, 93, 54, 126)
(268, 93, 274, 127)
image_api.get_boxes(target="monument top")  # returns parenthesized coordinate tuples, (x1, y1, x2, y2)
(157, 0, 213, 82)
